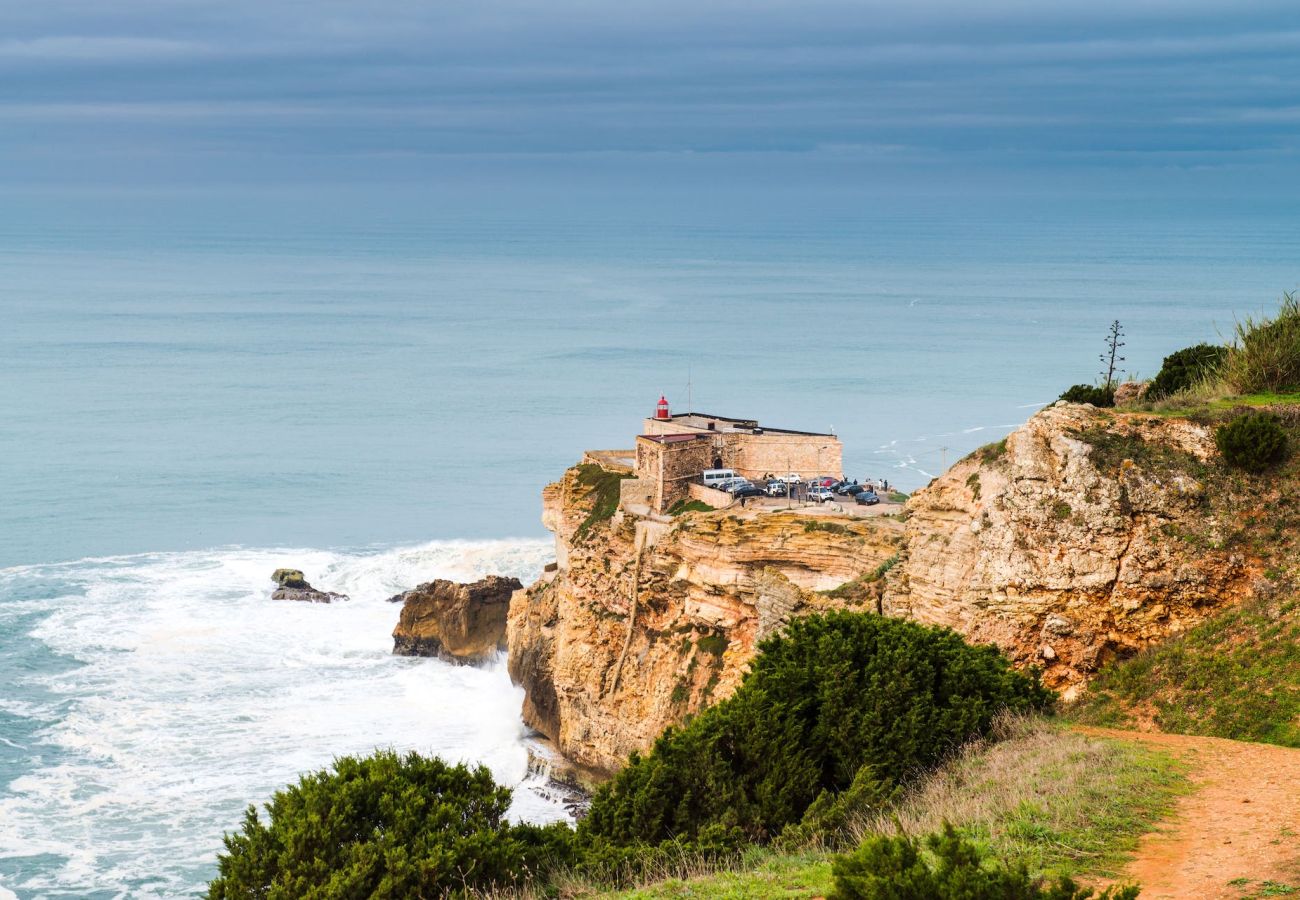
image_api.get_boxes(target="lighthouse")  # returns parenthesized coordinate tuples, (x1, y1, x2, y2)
(654, 395, 670, 420)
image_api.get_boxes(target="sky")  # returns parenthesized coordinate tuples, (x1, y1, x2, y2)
(3, 0, 1299, 192)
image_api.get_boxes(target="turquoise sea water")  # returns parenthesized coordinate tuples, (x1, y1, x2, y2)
(1, 185, 1297, 896)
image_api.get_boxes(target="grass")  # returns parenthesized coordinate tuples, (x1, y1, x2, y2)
(668, 500, 715, 516)
(1067, 594, 1300, 747)
(574, 463, 634, 538)
(801, 520, 852, 535)
(1069, 425, 1212, 480)
(570, 717, 1186, 898)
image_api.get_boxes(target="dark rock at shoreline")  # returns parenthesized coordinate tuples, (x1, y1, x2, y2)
(270, 568, 348, 603)
(390, 575, 522, 664)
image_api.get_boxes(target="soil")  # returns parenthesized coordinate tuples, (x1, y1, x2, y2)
(1079, 727, 1300, 899)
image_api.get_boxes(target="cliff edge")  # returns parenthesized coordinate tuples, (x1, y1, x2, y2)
(884, 402, 1264, 698)
(507, 466, 903, 773)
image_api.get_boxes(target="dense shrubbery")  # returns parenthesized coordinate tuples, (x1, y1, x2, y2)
(207, 751, 571, 899)
(830, 824, 1139, 900)
(209, 615, 1052, 896)
(1222, 291, 1300, 394)
(1147, 343, 1227, 399)
(1058, 384, 1115, 407)
(579, 612, 1051, 849)
(1215, 411, 1289, 472)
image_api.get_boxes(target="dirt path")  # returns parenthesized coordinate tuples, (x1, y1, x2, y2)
(1079, 728, 1300, 899)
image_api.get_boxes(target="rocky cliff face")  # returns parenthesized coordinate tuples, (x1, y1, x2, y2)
(883, 402, 1263, 698)
(507, 468, 904, 773)
(391, 575, 522, 664)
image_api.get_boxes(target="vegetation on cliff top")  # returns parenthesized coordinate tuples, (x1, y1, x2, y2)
(1068, 593, 1300, 747)
(579, 612, 1050, 849)
(207, 751, 571, 899)
(594, 718, 1185, 898)
(573, 463, 634, 538)
(210, 615, 1058, 898)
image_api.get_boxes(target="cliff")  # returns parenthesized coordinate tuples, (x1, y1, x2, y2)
(883, 402, 1267, 698)
(391, 575, 522, 664)
(507, 468, 904, 773)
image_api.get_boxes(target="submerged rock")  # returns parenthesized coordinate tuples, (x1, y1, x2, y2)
(270, 569, 348, 603)
(390, 575, 522, 664)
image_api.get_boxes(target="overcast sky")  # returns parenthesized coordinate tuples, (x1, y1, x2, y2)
(3, 0, 1299, 189)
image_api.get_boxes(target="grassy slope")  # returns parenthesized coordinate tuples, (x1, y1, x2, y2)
(583, 719, 1187, 899)
(1068, 594, 1300, 747)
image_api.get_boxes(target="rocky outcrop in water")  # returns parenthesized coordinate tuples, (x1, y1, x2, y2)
(507, 466, 903, 773)
(391, 575, 522, 664)
(270, 568, 348, 603)
(882, 402, 1261, 699)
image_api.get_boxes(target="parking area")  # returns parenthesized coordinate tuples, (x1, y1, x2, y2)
(732, 491, 904, 518)
(705, 474, 905, 518)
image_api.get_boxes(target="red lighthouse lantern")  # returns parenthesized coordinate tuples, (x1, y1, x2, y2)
(655, 395, 670, 420)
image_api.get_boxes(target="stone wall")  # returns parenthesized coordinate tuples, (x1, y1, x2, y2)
(618, 476, 655, 512)
(688, 483, 734, 508)
(730, 434, 842, 480)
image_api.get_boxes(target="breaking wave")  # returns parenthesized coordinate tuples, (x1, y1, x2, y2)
(0, 538, 562, 898)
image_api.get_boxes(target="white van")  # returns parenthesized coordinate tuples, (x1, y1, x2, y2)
(702, 468, 738, 488)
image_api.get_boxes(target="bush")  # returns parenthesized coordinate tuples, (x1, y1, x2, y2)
(579, 612, 1051, 848)
(208, 750, 572, 899)
(1146, 343, 1227, 400)
(1058, 384, 1115, 407)
(830, 824, 1139, 900)
(1215, 411, 1289, 472)
(1223, 291, 1300, 394)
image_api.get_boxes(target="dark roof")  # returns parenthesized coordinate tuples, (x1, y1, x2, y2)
(661, 412, 834, 438)
(638, 433, 707, 444)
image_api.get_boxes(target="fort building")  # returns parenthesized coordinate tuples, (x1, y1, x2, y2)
(618, 396, 843, 513)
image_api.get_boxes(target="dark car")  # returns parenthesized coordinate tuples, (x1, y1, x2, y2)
(855, 490, 880, 505)
(839, 483, 866, 496)
(732, 484, 764, 499)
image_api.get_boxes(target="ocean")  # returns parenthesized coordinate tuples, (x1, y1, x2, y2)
(1, 183, 1297, 896)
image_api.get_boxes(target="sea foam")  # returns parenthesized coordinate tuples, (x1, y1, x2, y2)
(0, 538, 563, 898)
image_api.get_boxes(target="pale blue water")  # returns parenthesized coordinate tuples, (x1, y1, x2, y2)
(1, 184, 1297, 896)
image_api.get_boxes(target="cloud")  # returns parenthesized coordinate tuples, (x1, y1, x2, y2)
(0, 0, 1297, 184)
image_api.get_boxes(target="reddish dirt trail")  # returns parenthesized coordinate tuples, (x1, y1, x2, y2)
(1079, 727, 1300, 899)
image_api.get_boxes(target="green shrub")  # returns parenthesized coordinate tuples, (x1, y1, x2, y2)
(207, 750, 572, 899)
(579, 613, 1051, 848)
(830, 824, 1138, 900)
(1058, 384, 1115, 407)
(1215, 411, 1289, 472)
(1147, 343, 1227, 400)
(1223, 292, 1300, 394)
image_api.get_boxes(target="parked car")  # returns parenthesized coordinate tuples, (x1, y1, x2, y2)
(808, 486, 834, 503)
(765, 481, 788, 497)
(732, 484, 764, 499)
(780, 473, 802, 484)
(838, 483, 866, 496)
(711, 477, 745, 492)
(855, 490, 880, 506)
(723, 479, 754, 493)
(811, 476, 836, 488)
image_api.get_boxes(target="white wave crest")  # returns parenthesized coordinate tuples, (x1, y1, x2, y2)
(0, 538, 563, 898)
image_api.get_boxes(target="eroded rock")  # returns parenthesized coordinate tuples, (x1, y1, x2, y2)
(270, 568, 347, 603)
(391, 575, 522, 664)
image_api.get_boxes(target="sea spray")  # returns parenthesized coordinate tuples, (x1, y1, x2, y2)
(0, 539, 567, 898)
